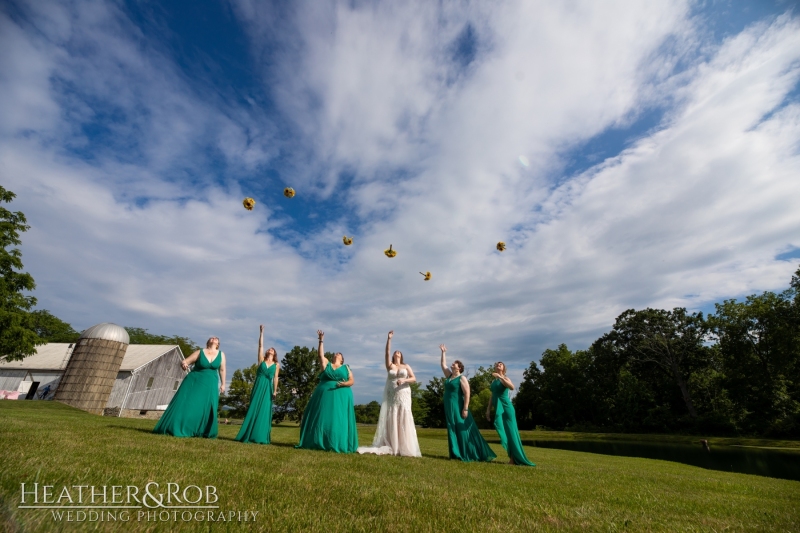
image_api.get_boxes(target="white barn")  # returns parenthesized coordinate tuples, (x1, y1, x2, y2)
(0, 343, 187, 418)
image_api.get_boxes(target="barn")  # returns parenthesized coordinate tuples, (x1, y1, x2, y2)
(0, 342, 187, 418)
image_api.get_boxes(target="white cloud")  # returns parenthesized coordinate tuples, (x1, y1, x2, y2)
(2, 1, 799, 402)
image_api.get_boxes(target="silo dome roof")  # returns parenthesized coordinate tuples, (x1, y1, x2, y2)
(79, 323, 130, 344)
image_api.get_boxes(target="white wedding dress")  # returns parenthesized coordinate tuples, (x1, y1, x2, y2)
(357, 367, 422, 457)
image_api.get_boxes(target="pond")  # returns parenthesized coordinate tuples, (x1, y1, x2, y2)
(526, 439, 800, 482)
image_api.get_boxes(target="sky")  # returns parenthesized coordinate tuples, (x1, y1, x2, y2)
(1, 0, 799, 402)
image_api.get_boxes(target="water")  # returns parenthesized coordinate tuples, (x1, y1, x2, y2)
(527, 440, 800, 482)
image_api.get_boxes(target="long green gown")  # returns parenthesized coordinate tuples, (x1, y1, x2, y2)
(444, 375, 497, 462)
(296, 362, 358, 453)
(490, 379, 536, 466)
(153, 349, 220, 438)
(235, 361, 276, 444)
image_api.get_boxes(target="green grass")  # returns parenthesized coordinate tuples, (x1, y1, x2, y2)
(1, 402, 798, 532)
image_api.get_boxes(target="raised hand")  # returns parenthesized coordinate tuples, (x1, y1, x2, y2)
(317, 330, 324, 340)
(260, 324, 264, 333)
(439, 344, 447, 353)
(388, 330, 394, 339)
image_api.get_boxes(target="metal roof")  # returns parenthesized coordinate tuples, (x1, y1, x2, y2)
(0, 344, 181, 372)
(79, 323, 130, 344)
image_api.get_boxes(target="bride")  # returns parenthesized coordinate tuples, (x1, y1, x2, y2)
(357, 331, 422, 457)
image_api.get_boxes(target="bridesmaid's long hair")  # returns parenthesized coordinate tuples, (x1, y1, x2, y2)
(453, 360, 464, 373)
(265, 347, 277, 364)
(495, 362, 506, 375)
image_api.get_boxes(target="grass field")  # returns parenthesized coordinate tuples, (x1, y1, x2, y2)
(1, 402, 798, 532)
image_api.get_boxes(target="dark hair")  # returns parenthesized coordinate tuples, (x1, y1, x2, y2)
(334, 352, 344, 364)
(453, 360, 464, 373)
(393, 350, 404, 364)
(206, 337, 220, 349)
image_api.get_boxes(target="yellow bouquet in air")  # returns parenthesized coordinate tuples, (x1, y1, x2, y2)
(242, 197, 256, 211)
(420, 271, 431, 281)
(384, 244, 397, 258)
(343, 236, 353, 246)
(284, 187, 295, 198)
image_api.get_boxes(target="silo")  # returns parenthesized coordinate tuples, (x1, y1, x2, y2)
(54, 323, 130, 415)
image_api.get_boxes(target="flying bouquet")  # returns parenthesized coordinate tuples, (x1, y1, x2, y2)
(496, 241, 506, 252)
(242, 197, 256, 211)
(283, 187, 296, 198)
(343, 236, 353, 246)
(420, 271, 431, 281)
(384, 244, 397, 258)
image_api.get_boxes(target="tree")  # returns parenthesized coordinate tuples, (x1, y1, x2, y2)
(29, 310, 80, 343)
(410, 381, 428, 424)
(420, 376, 446, 428)
(274, 346, 326, 423)
(354, 401, 381, 424)
(220, 364, 259, 418)
(709, 276, 800, 435)
(607, 308, 708, 419)
(514, 360, 543, 430)
(124, 327, 200, 357)
(0, 186, 42, 360)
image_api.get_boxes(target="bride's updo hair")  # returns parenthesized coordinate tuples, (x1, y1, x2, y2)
(393, 350, 404, 364)
(453, 360, 464, 373)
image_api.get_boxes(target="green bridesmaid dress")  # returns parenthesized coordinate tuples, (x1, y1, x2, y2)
(235, 361, 276, 444)
(490, 379, 536, 466)
(153, 349, 220, 438)
(444, 375, 497, 462)
(296, 362, 358, 453)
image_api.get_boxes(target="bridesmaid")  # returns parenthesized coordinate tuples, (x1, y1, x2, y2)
(439, 344, 496, 462)
(485, 362, 536, 466)
(154, 336, 226, 438)
(236, 325, 280, 444)
(296, 330, 358, 453)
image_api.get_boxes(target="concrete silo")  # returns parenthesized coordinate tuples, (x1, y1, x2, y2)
(54, 323, 130, 414)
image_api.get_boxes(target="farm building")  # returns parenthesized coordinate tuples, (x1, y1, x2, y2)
(0, 342, 188, 418)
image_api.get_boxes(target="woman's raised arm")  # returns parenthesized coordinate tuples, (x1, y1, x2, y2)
(440, 344, 452, 377)
(385, 330, 393, 371)
(317, 330, 328, 368)
(257, 325, 264, 364)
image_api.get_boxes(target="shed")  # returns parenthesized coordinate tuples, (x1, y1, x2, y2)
(0, 343, 188, 418)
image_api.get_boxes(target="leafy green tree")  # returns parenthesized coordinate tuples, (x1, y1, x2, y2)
(0, 186, 42, 361)
(29, 310, 80, 343)
(274, 346, 326, 423)
(355, 401, 381, 424)
(420, 376, 446, 428)
(220, 364, 259, 418)
(410, 381, 427, 424)
(605, 308, 708, 419)
(709, 272, 800, 436)
(467, 365, 494, 395)
(124, 327, 200, 357)
(469, 389, 493, 429)
(514, 360, 543, 430)
(535, 344, 595, 429)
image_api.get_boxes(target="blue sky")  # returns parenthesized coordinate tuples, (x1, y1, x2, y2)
(1, 0, 799, 401)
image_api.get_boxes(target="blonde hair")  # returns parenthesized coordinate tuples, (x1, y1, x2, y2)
(495, 361, 507, 375)
(265, 347, 277, 363)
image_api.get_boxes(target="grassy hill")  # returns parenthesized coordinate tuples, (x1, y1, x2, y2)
(1, 402, 798, 532)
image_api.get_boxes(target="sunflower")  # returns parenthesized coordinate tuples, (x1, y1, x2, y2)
(242, 197, 256, 211)
(497, 241, 506, 252)
(384, 244, 397, 258)
(343, 236, 353, 246)
(420, 271, 431, 281)
(283, 187, 296, 198)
